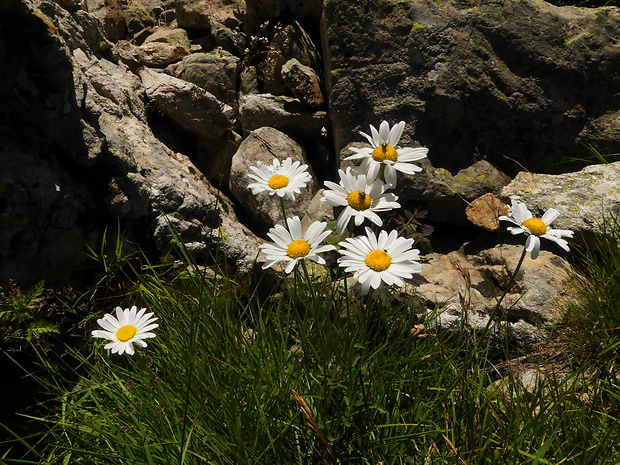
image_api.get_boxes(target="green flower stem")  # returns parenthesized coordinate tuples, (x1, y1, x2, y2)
(279, 196, 288, 229)
(494, 245, 527, 314)
(300, 259, 317, 301)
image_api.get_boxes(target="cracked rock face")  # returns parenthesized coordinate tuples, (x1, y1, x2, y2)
(229, 127, 318, 230)
(409, 244, 573, 346)
(323, 0, 620, 176)
(501, 162, 620, 240)
(0, 0, 262, 286)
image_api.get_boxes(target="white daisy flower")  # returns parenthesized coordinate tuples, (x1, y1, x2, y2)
(499, 199, 574, 259)
(322, 167, 400, 235)
(92, 306, 158, 355)
(247, 157, 312, 201)
(344, 120, 428, 187)
(260, 216, 336, 274)
(338, 227, 423, 295)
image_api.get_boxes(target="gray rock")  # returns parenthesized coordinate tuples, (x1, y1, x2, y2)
(0, 0, 261, 286)
(323, 0, 620, 175)
(85, 0, 126, 41)
(166, 50, 240, 108)
(500, 161, 620, 239)
(97, 112, 262, 272)
(229, 127, 317, 228)
(144, 26, 191, 48)
(209, 19, 247, 54)
(139, 67, 234, 139)
(175, 0, 245, 30)
(240, 66, 260, 95)
(123, 0, 162, 33)
(32, 0, 114, 57)
(281, 58, 324, 107)
(73, 47, 146, 123)
(303, 189, 335, 227)
(453, 160, 511, 202)
(409, 244, 573, 346)
(116, 34, 189, 68)
(238, 93, 329, 140)
(259, 21, 322, 96)
(137, 38, 189, 67)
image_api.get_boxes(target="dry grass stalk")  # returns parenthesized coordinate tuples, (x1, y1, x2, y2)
(291, 389, 336, 465)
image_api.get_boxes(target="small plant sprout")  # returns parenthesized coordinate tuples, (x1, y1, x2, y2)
(92, 306, 158, 355)
(345, 120, 428, 187)
(259, 216, 335, 274)
(337, 227, 422, 295)
(247, 157, 312, 201)
(499, 199, 574, 259)
(321, 166, 401, 235)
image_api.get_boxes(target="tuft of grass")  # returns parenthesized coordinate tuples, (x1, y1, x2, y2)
(557, 213, 620, 372)
(2, 230, 620, 463)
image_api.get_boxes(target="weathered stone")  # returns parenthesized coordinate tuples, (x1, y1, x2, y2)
(407, 244, 573, 346)
(259, 21, 321, 95)
(73, 47, 146, 123)
(281, 58, 323, 107)
(229, 127, 317, 229)
(453, 160, 511, 202)
(96, 112, 262, 272)
(33, 0, 114, 57)
(123, 0, 163, 33)
(240, 65, 260, 95)
(115, 31, 188, 68)
(238, 93, 329, 140)
(144, 26, 191, 50)
(0, 0, 266, 286)
(115, 39, 141, 69)
(466, 193, 509, 232)
(500, 161, 620, 239)
(175, 0, 245, 30)
(137, 39, 189, 67)
(85, 0, 126, 41)
(323, 0, 620, 176)
(166, 50, 240, 108)
(139, 67, 234, 139)
(209, 19, 247, 54)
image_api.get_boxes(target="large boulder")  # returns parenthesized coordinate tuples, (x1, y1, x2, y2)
(139, 67, 235, 140)
(229, 127, 318, 229)
(238, 93, 329, 140)
(500, 161, 620, 239)
(166, 50, 240, 108)
(323, 0, 620, 176)
(0, 0, 261, 286)
(411, 244, 573, 346)
(176, 0, 245, 30)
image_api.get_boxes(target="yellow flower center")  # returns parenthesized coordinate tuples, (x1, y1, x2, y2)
(365, 250, 392, 272)
(522, 218, 547, 236)
(346, 190, 372, 211)
(116, 325, 137, 342)
(371, 144, 398, 163)
(268, 174, 289, 189)
(287, 239, 311, 259)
